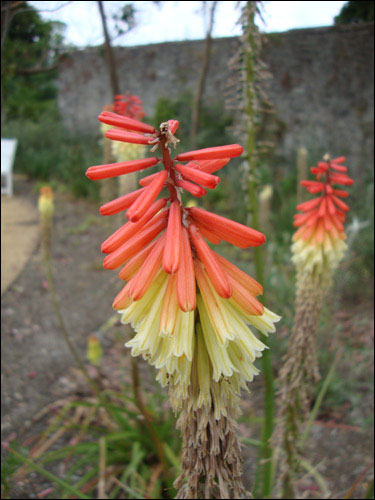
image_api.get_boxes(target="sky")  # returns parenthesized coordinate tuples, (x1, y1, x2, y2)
(29, 1, 348, 48)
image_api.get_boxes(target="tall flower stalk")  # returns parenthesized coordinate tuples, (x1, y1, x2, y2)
(242, 2, 275, 496)
(38, 187, 104, 401)
(86, 112, 280, 498)
(275, 154, 354, 498)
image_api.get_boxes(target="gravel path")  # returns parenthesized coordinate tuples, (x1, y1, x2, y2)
(1, 178, 39, 295)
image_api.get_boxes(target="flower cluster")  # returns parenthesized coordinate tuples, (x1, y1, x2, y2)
(113, 94, 145, 120)
(100, 94, 146, 165)
(87, 113, 280, 417)
(292, 154, 354, 275)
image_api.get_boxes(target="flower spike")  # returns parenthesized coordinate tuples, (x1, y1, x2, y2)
(292, 153, 353, 274)
(87, 115, 280, 498)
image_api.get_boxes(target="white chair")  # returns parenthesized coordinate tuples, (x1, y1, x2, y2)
(1, 138, 18, 196)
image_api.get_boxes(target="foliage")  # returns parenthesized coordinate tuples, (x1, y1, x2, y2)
(3, 117, 101, 199)
(1, 384, 180, 499)
(111, 3, 136, 37)
(2, 1, 66, 121)
(334, 1, 374, 24)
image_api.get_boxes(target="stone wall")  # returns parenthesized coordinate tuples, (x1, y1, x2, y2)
(57, 23, 374, 178)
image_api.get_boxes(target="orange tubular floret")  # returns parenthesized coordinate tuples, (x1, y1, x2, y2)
(330, 174, 354, 186)
(296, 197, 322, 212)
(229, 277, 264, 316)
(175, 179, 207, 198)
(113, 278, 135, 310)
(192, 158, 230, 174)
(307, 185, 325, 194)
(98, 112, 156, 134)
(118, 239, 158, 281)
(128, 234, 166, 301)
(175, 164, 220, 189)
(86, 157, 159, 180)
(100, 188, 146, 215)
(326, 196, 336, 215)
(103, 218, 167, 269)
(331, 214, 344, 232)
(160, 274, 179, 335)
(105, 129, 154, 145)
(305, 211, 319, 227)
(332, 189, 349, 198)
(188, 206, 266, 248)
(330, 164, 347, 172)
(190, 219, 221, 244)
(293, 211, 314, 227)
(323, 214, 332, 231)
(176, 144, 243, 162)
(300, 223, 316, 242)
(331, 195, 349, 212)
(141, 208, 169, 232)
(126, 170, 168, 222)
(301, 181, 325, 188)
(101, 198, 167, 253)
(213, 252, 263, 296)
(177, 227, 196, 312)
(162, 201, 182, 274)
(314, 219, 325, 244)
(332, 156, 346, 164)
(318, 197, 327, 217)
(188, 224, 232, 299)
(139, 172, 160, 187)
(168, 120, 179, 135)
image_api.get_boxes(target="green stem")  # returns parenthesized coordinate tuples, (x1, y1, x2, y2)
(42, 248, 111, 416)
(244, 3, 274, 497)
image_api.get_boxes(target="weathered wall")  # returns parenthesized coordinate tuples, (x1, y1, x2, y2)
(57, 23, 374, 177)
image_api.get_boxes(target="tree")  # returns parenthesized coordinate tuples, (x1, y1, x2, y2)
(334, 1, 374, 24)
(1, 1, 65, 120)
(97, 1, 136, 100)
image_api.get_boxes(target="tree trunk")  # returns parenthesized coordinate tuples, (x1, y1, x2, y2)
(189, 1, 217, 149)
(97, 0, 120, 99)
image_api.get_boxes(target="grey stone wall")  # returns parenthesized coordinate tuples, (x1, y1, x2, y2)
(57, 23, 374, 178)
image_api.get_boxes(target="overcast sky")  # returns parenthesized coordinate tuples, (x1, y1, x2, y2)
(29, 1, 347, 48)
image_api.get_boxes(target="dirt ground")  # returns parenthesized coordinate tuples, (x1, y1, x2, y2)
(1, 177, 374, 499)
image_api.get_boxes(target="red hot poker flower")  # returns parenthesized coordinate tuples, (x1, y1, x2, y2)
(86, 114, 268, 321)
(292, 154, 354, 273)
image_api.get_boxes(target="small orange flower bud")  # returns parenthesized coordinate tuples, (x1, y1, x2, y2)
(162, 201, 182, 274)
(86, 157, 158, 180)
(176, 227, 196, 312)
(105, 129, 154, 145)
(126, 171, 168, 222)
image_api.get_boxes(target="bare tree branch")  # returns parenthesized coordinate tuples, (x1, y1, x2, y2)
(190, 1, 218, 148)
(97, 0, 120, 99)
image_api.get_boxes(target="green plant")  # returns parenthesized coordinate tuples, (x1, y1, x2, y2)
(3, 117, 101, 199)
(2, 387, 180, 499)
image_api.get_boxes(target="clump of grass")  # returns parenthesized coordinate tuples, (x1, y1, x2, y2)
(2, 384, 180, 499)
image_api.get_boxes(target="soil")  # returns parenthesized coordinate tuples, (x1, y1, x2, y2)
(1, 177, 374, 499)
